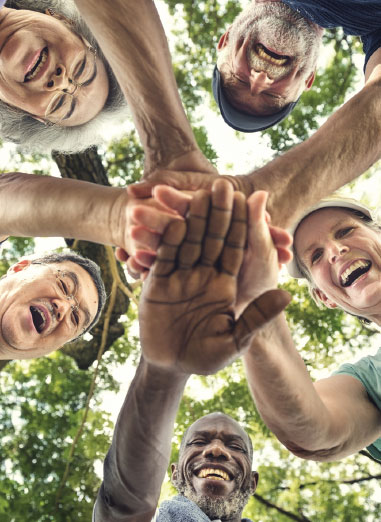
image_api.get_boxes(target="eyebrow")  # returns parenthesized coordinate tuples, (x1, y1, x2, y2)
(189, 430, 246, 445)
(66, 271, 92, 330)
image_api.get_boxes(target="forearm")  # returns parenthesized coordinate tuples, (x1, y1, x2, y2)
(0, 173, 125, 245)
(243, 313, 350, 460)
(237, 72, 381, 228)
(94, 357, 189, 521)
(75, 0, 201, 174)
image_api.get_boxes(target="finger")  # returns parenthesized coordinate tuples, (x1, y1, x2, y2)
(177, 189, 210, 269)
(126, 256, 145, 280)
(152, 219, 187, 277)
(134, 250, 156, 268)
(115, 247, 129, 263)
(131, 205, 184, 234)
(219, 191, 247, 277)
(131, 225, 161, 252)
(277, 246, 293, 265)
(201, 178, 234, 266)
(128, 182, 154, 198)
(269, 225, 293, 247)
(153, 185, 192, 217)
(233, 289, 291, 353)
(247, 190, 268, 224)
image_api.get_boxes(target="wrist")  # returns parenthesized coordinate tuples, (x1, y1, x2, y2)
(140, 357, 190, 390)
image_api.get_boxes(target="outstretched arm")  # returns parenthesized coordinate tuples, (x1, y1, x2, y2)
(74, 0, 215, 176)
(95, 180, 289, 520)
(0, 172, 182, 258)
(94, 358, 189, 522)
(243, 313, 381, 461)
(130, 63, 381, 229)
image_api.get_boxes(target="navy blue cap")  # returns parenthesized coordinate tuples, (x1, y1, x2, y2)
(212, 65, 299, 133)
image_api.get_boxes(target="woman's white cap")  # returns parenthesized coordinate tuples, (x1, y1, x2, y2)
(287, 197, 374, 278)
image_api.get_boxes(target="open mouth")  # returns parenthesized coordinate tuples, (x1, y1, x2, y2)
(24, 47, 48, 82)
(197, 467, 231, 481)
(30, 306, 48, 334)
(254, 43, 289, 65)
(340, 260, 371, 287)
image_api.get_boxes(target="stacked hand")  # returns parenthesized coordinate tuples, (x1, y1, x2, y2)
(139, 179, 290, 375)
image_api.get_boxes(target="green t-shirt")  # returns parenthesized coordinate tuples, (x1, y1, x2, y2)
(334, 348, 381, 460)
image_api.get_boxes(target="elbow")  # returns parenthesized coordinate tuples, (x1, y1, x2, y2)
(283, 439, 345, 462)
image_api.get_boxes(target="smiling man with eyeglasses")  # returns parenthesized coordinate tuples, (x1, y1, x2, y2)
(0, 251, 105, 361)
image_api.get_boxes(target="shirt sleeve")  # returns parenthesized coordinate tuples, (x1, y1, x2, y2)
(362, 30, 381, 70)
(333, 348, 381, 461)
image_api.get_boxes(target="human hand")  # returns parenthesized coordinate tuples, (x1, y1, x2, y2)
(112, 190, 185, 278)
(139, 179, 290, 375)
(235, 191, 292, 316)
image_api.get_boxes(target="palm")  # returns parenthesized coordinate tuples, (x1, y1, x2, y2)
(139, 181, 290, 375)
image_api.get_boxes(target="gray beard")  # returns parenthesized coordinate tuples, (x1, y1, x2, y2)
(222, 2, 321, 81)
(173, 477, 254, 520)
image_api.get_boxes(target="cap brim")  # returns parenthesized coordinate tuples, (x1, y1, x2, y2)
(212, 65, 298, 133)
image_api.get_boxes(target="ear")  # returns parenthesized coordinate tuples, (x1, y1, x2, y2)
(217, 29, 231, 51)
(251, 471, 259, 494)
(304, 70, 316, 90)
(7, 259, 32, 274)
(313, 288, 338, 309)
(171, 463, 178, 481)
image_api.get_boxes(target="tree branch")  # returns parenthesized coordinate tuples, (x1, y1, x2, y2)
(253, 493, 311, 522)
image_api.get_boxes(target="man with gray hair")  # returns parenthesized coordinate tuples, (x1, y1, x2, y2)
(213, 0, 381, 132)
(0, 250, 105, 360)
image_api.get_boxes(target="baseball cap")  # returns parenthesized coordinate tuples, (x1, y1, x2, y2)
(287, 197, 374, 278)
(212, 65, 299, 132)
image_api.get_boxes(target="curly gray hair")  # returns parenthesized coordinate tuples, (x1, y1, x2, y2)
(1, 0, 128, 153)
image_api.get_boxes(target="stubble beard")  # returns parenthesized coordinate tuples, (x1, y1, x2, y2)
(173, 475, 254, 520)
(218, 3, 321, 82)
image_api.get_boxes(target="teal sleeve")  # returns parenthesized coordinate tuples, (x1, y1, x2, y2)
(333, 348, 381, 461)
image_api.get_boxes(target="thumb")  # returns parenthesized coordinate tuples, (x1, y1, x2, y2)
(233, 289, 291, 352)
(153, 185, 192, 217)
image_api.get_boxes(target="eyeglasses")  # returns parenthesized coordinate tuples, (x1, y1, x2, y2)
(44, 38, 97, 125)
(55, 269, 81, 330)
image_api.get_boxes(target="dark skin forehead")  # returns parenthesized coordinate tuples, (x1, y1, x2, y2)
(184, 413, 251, 451)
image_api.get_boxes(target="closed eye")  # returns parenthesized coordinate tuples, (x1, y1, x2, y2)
(71, 309, 80, 328)
(335, 227, 354, 239)
(228, 444, 245, 452)
(58, 279, 69, 296)
(188, 439, 207, 446)
(311, 249, 323, 265)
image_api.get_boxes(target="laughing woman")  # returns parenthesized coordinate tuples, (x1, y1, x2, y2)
(241, 197, 381, 464)
(0, 0, 126, 152)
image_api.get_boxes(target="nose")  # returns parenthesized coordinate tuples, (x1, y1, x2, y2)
(52, 298, 72, 322)
(327, 241, 349, 264)
(249, 69, 274, 95)
(46, 66, 76, 93)
(202, 440, 230, 460)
